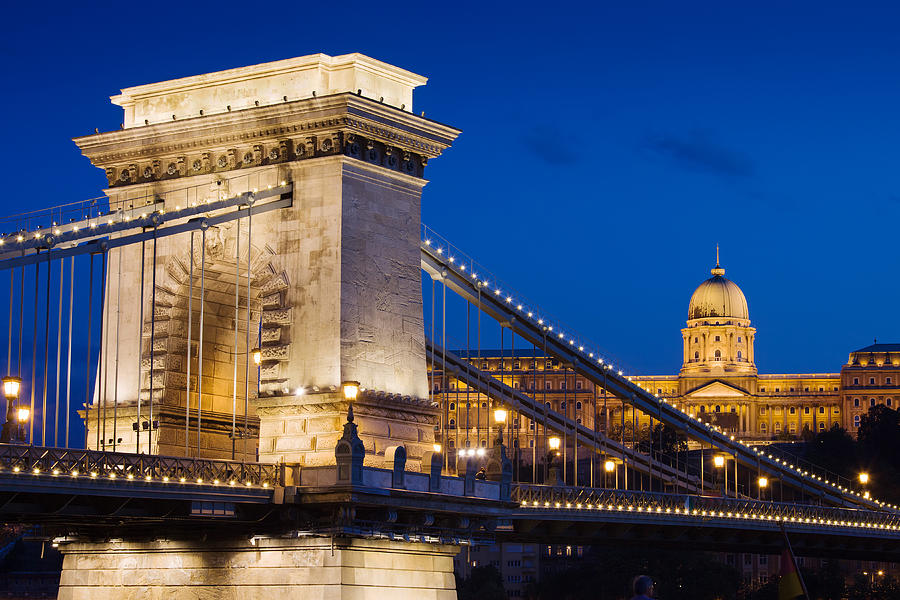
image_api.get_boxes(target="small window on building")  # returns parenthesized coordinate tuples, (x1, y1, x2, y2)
(804, 407, 810, 415)
(576, 401, 582, 410)
(819, 387, 824, 392)
(699, 406, 706, 413)
(790, 387, 795, 392)
(870, 398, 876, 407)
(854, 398, 860, 407)
(853, 378, 859, 385)
(775, 387, 780, 392)
(774, 423, 782, 433)
(818, 422, 825, 431)
(545, 360, 553, 368)
(887, 397, 893, 406)
(694, 351, 700, 360)
(449, 402, 455, 411)
(760, 423, 768, 433)
(545, 401, 551, 409)
(560, 382, 566, 391)
(888, 377, 893, 384)
(694, 337, 698, 343)
(449, 418, 456, 428)
(482, 362, 488, 369)
(481, 402, 487, 408)
(529, 439, 534, 448)
(804, 387, 809, 392)
(714, 350, 722, 360)
(789, 423, 797, 434)
(514, 361, 521, 370)
(760, 406, 767, 415)
(738, 336, 742, 343)
(854, 415, 861, 427)
(737, 350, 743, 360)
(715, 405, 721, 412)
(870, 377, 876, 385)
(513, 381, 520, 389)
(560, 401, 567, 410)
(576, 381, 583, 390)
(545, 382, 552, 390)
(789, 407, 796, 415)
(760, 387, 766, 392)
(715, 335, 721, 342)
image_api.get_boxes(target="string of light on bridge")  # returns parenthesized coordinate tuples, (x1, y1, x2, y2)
(422, 227, 898, 513)
(4, 464, 271, 488)
(516, 499, 900, 533)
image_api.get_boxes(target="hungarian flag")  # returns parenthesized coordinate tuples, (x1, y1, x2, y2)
(778, 548, 805, 600)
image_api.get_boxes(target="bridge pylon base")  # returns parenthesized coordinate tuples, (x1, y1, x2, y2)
(58, 535, 458, 599)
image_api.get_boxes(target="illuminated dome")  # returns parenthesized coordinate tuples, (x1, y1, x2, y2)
(688, 262, 749, 321)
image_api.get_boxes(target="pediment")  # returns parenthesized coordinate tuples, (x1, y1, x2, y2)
(685, 380, 749, 399)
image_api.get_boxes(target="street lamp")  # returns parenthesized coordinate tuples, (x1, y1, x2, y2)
(859, 472, 869, 485)
(251, 348, 262, 366)
(758, 476, 768, 500)
(342, 381, 360, 401)
(2, 377, 21, 402)
(604, 459, 616, 489)
(493, 407, 507, 446)
(547, 436, 561, 486)
(713, 454, 726, 496)
(433, 443, 442, 453)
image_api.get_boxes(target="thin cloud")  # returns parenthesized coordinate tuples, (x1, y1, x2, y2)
(521, 126, 580, 166)
(642, 130, 754, 178)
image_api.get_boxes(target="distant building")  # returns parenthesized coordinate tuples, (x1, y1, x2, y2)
(433, 256, 890, 456)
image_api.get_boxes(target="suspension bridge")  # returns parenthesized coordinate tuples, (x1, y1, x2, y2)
(0, 52, 895, 598)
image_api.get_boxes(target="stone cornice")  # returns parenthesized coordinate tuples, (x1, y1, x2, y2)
(75, 93, 459, 165)
(72, 93, 459, 187)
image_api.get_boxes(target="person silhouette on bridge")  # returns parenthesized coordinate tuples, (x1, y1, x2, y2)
(630, 575, 654, 600)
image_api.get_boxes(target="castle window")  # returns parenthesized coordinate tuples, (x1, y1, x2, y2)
(760, 423, 768, 433)
(694, 337, 698, 343)
(870, 377, 876, 385)
(449, 403, 456, 411)
(818, 406, 825, 414)
(760, 407, 767, 415)
(888, 398, 894, 407)
(481, 440, 487, 448)
(854, 398, 860, 407)
(657, 388, 663, 394)
(804, 407, 810, 414)
(699, 406, 706, 413)
(715, 336, 721, 342)
(775, 387, 780, 392)
(545, 382, 552, 390)
(714, 350, 722, 360)
(449, 418, 456, 429)
(888, 377, 893, 384)
(789, 407, 796, 415)
(529, 439, 535, 448)
(774, 422, 782, 433)
(481, 402, 487, 408)
(576, 401, 582, 410)
(715, 405, 721, 412)
(482, 362, 488, 369)
(760, 387, 766, 392)
(545, 402, 551, 409)
(560, 382, 566, 390)
(737, 336, 742, 343)
(546, 360, 553, 368)
(818, 422, 825, 431)
(804, 387, 809, 392)
(576, 381, 583, 390)
(819, 387, 824, 392)
(790, 387, 795, 392)
(853, 378, 859, 385)
(870, 398, 876, 407)
(854, 415, 861, 427)
(513, 382, 520, 389)
(730, 406, 736, 413)
(560, 401, 567, 410)
(694, 351, 699, 360)
(576, 417, 582, 424)
(737, 351, 742, 360)
(789, 423, 797, 434)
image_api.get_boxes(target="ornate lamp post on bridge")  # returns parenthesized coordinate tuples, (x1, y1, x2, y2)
(547, 435, 561, 486)
(0, 376, 24, 444)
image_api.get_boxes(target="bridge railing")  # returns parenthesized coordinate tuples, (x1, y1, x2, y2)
(511, 483, 900, 532)
(0, 444, 280, 488)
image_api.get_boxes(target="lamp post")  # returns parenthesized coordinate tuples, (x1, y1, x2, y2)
(547, 435, 561, 486)
(604, 458, 616, 489)
(493, 407, 507, 447)
(714, 454, 726, 496)
(757, 475, 768, 501)
(1, 377, 22, 444)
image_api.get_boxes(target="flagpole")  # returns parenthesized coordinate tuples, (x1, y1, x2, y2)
(779, 522, 810, 600)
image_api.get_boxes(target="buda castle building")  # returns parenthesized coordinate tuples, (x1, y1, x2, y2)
(433, 258, 896, 453)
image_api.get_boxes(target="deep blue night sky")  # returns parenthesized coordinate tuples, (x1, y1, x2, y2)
(3, 1, 900, 376)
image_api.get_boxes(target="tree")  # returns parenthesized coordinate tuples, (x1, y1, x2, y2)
(456, 565, 506, 600)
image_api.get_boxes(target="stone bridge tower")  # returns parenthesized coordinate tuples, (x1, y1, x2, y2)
(74, 53, 459, 469)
